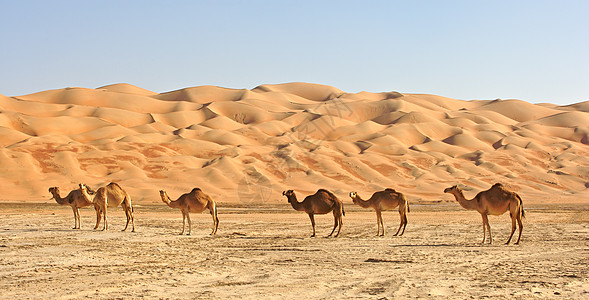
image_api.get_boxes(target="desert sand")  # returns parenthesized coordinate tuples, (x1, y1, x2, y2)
(0, 82, 588, 298)
(0, 203, 587, 298)
(0, 82, 587, 203)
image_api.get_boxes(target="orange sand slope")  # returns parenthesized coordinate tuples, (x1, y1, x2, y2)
(0, 83, 587, 204)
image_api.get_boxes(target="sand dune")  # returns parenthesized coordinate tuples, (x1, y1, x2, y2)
(0, 82, 587, 204)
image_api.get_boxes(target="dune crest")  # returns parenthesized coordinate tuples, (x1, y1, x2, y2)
(0, 83, 587, 203)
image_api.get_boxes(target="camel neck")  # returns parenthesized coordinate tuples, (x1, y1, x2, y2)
(452, 191, 477, 210)
(353, 196, 372, 208)
(80, 189, 93, 203)
(288, 195, 304, 211)
(53, 192, 69, 205)
(163, 194, 180, 208)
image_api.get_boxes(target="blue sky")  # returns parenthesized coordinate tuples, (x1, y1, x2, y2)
(1, 0, 587, 104)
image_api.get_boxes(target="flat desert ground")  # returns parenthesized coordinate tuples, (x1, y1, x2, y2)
(1, 203, 588, 299)
(1, 82, 588, 298)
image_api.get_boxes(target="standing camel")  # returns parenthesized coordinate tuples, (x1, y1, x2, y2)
(349, 188, 409, 236)
(159, 189, 219, 235)
(444, 183, 525, 244)
(282, 189, 345, 237)
(79, 183, 135, 232)
(48, 185, 95, 229)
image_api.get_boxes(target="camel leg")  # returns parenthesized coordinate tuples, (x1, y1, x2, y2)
(393, 211, 405, 236)
(334, 213, 342, 237)
(122, 208, 130, 232)
(77, 207, 82, 229)
(128, 201, 135, 232)
(102, 205, 108, 231)
(398, 213, 408, 237)
(210, 206, 218, 235)
(483, 214, 493, 244)
(376, 210, 383, 236)
(125, 208, 134, 232)
(308, 213, 316, 237)
(330, 209, 343, 238)
(94, 206, 101, 230)
(329, 208, 343, 237)
(128, 207, 135, 232)
(380, 212, 385, 236)
(121, 201, 134, 232)
(506, 213, 517, 245)
(75, 207, 80, 229)
(480, 214, 488, 244)
(77, 208, 82, 229)
(180, 210, 186, 235)
(186, 212, 192, 236)
(328, 213, 339, 237)
(515, 215, 523, 245)
(71, 207, 78, 229)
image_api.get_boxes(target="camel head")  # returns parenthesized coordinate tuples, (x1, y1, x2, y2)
(349, 192, 359, 203)
(159, 190, 170, 203)
(78, 184, 93, 199)
(444, 185, 461, 195)
(282, 190, 295, 202)
(78, 183, 99, 195)
(80, 183, 100, 196)
(48, 187, 59, 199)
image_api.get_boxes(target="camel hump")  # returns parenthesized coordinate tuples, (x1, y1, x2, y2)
(385, 188, 397, 193)
(107, 182, 122, 189)
(317, 189, 337, 199)
(491, 183, 504, 189)
(190, 188, 202, 193)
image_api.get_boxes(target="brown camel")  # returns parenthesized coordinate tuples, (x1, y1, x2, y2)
(48, 185, 95, 229)
(282, 189, 345, 237)
(349, 188, 410, 236)
(444, 183, 525, 244)
(79, 183, 135, 232)
(159, 189, 219, 235)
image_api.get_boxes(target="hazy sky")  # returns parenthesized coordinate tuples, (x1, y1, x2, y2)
(1, 0, 587, 105)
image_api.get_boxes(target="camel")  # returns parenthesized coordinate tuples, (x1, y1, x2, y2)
(444, 183, 525, 244)
(79, 183, 135, 232)
(282, 189, 345, 237)
(48, 186, 96, 229)
(349, 188, 410, 236)
(159, 189, 219, 235)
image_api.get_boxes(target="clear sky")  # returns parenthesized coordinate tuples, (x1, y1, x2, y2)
(1, 0, 587, 105)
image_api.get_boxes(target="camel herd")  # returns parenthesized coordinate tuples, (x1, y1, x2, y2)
(49, 182, 525, 244)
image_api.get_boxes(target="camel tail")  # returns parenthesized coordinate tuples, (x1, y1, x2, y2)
(342, 202, 346, 217)
(517, 194, 525, 219)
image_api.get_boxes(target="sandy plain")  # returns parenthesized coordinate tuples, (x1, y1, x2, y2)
(0, 202, 588, 299)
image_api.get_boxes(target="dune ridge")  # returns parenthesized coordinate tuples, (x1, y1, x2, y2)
(0, 82, 587, 204)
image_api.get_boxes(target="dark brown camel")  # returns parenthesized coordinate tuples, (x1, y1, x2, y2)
(283, 189, 345, 237)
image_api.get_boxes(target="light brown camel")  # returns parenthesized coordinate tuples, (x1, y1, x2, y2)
(48, 185, 95, 229)
(159, 189, 219, 235)
(282, 189, 345, 237)
(79, 183, 135, 232)
(349, 188, 410, 236)
(444, 183, 525, 244)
